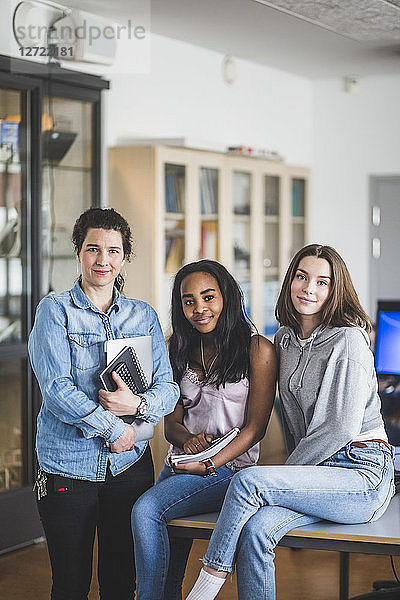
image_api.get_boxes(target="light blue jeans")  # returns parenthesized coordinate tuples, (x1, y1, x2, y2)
(203, 442, 395, 600)
(131, 462, 235, 600)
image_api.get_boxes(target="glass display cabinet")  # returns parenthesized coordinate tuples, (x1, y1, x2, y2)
(0, 54, 108, 553)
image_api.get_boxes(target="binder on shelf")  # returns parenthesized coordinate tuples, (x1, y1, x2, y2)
(170, 427, 240, 465)
(165, 165, 185, 213)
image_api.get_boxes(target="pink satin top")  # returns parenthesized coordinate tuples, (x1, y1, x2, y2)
(167, 368, 259, 470)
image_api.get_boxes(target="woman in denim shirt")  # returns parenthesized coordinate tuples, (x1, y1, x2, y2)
(28, 207, 179, 600)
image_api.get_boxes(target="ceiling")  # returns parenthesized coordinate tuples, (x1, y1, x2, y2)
(64, 0, 400, 78)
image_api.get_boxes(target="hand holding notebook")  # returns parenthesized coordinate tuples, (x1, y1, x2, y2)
(100, 346, 148, 397)
(170, 427, 240, 465)
(99, 337, 154, 442)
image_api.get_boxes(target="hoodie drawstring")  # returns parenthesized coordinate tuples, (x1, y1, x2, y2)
(298, 333, 316, 388)
(280, 333, 290, 349)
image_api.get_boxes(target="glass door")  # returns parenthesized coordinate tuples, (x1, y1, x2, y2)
(161, 162, 186, 330)
(291, 177, 306, 258)
(0, 62, 105, 553)
(164, 162, 185, 274)
(0, 87, 27, 496)
(41, 96, 94, 294)
(232, 170, 251, 317)
(199, 166, 219, 260)
(263, 175, 280, 336)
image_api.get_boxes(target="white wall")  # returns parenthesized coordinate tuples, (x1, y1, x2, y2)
(3, 0, 397, 316)
(104, 35, 400, 318)
(311, 75, 400, 314)
(103, 35, 313, 166)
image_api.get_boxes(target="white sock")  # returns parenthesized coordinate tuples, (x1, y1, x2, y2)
(185, 568, 226, 600)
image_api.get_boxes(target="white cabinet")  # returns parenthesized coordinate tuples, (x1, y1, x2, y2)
(108, 145, 309, 472)
(109, 145, 309, 336)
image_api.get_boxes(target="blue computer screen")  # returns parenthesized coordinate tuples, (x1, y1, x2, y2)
(375, 311, 400, 375)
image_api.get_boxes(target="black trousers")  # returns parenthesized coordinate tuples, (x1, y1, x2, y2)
(36, 446, 154, 600)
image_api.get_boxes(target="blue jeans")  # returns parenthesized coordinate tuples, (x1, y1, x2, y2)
(202, 442, 395, 600)
(131, 463, 235, 600)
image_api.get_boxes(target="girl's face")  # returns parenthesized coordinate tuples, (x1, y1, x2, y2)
(76, 227, 126, 290)
(180, 272, 223, 334)
(290, 256, 332, 323)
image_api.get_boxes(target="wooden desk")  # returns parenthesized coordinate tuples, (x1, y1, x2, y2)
(168, 493, 400, 600)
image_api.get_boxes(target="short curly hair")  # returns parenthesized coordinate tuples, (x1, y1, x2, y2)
(72, 207, 133, 292)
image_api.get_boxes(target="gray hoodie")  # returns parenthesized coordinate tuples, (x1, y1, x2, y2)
(274, 325, 384, 466)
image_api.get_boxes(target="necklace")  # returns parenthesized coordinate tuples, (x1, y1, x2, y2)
(200, 337, 218, 379)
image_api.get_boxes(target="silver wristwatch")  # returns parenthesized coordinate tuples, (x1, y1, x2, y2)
(136, 396, 148, 417)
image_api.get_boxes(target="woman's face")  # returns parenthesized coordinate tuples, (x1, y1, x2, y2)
(290, 256, 332, 322)
(76, 227, 126, 290)
(180, 272, 223, 334)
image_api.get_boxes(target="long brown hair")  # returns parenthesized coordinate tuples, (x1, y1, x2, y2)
(168, 260, 252, 387)
(275, 244, 371, 334)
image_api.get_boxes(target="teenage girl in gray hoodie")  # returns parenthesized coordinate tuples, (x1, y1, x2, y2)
(186, 243, 395, 600)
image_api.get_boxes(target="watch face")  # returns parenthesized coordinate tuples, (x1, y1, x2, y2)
(137, 398, 147, 415)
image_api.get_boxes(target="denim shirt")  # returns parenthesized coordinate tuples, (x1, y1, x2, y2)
(28, 281, 179, 481)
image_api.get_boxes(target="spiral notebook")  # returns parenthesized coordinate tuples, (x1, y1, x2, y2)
(100, 346, 148, 396)
(100, 336, 154, 441)
(105, 336, 153, 375)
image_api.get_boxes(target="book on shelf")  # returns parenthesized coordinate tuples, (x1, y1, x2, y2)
(165, 167, 185, 213)
(165, 236, 184, 273)
(170, 428, 240, 465)
(200, 221, 218, 260)
(200, 168, 218, 215)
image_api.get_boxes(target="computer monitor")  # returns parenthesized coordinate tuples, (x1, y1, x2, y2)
(375, 300, 400, 471)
